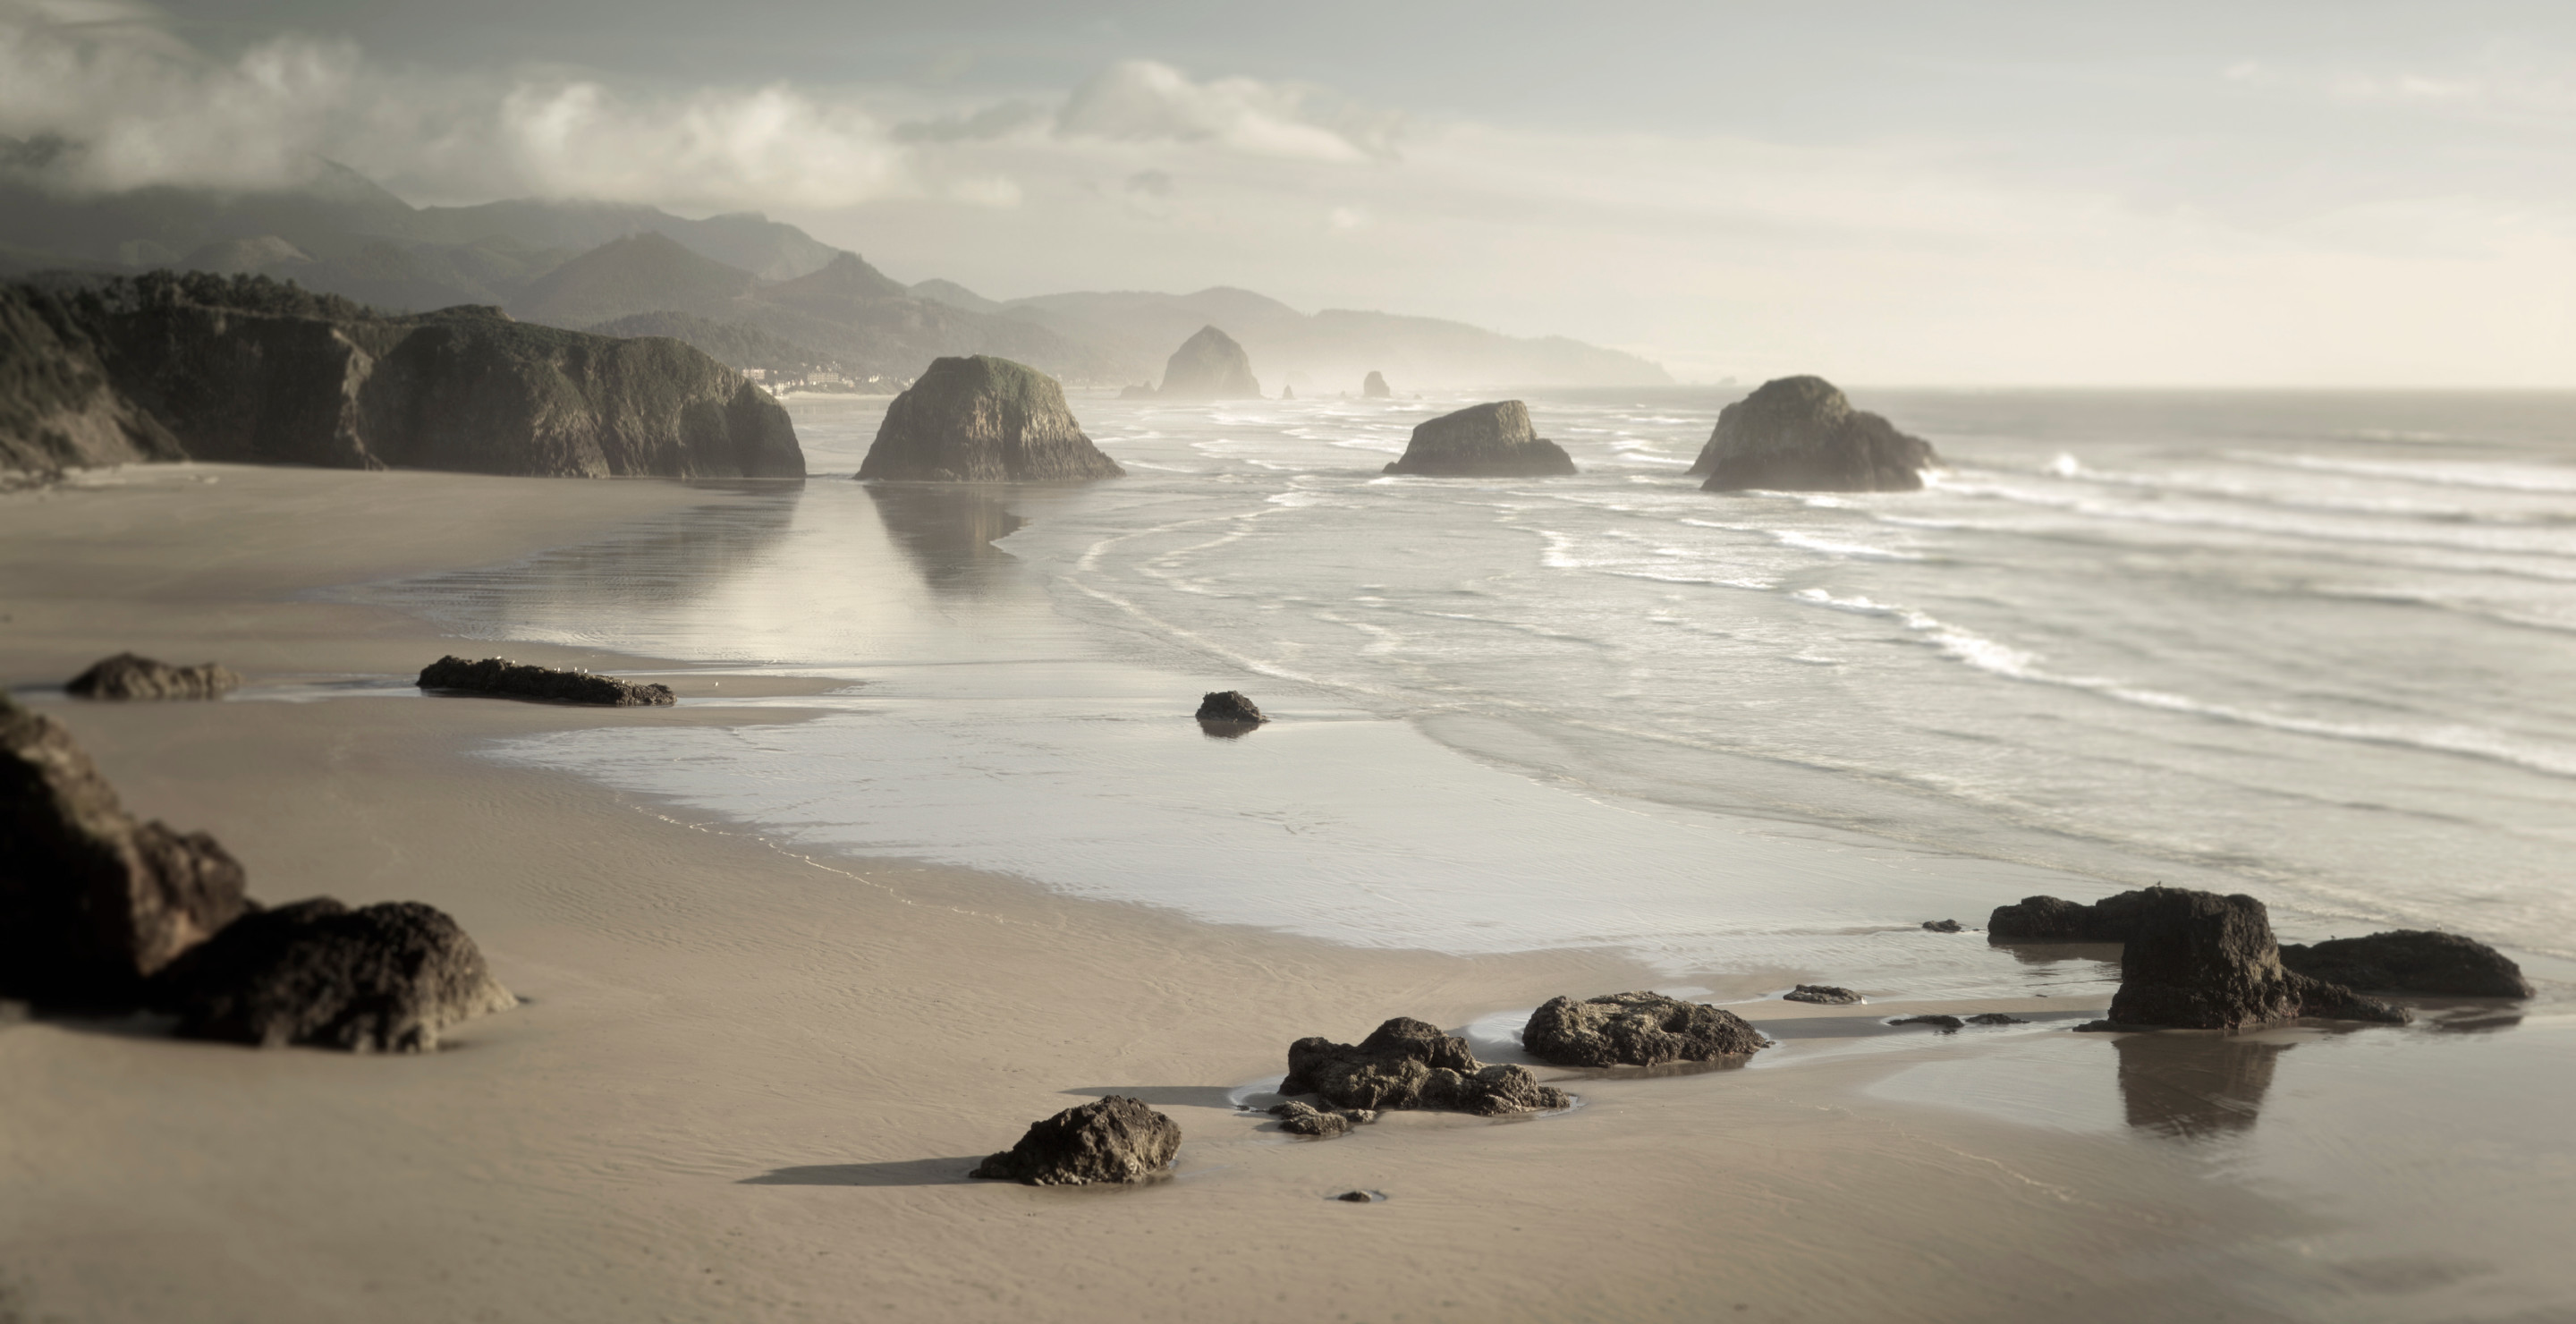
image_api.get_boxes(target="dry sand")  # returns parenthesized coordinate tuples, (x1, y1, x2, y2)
(0, 465, 2559, 1323)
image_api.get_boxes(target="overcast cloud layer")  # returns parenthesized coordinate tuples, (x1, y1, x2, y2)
(4, 0, 2572, 385)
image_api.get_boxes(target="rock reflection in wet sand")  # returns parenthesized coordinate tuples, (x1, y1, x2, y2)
(2114, 1032, 2291, 1140)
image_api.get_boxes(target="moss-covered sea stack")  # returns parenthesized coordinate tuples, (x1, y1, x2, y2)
(1690, 375, 1935, 492)
(856, 355, 1123, 482)
(1382, 400, 1576, 477)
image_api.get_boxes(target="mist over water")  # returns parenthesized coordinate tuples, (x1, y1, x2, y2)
(345, 386, 2576, 983)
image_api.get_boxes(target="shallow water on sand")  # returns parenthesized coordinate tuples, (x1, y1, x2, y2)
(339, 387, 2576, 988)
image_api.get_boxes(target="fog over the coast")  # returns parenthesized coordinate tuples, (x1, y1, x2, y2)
(6, 0, 2572, 385)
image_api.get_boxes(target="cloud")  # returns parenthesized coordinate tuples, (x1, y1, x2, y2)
(1056, 59, 1401, 163)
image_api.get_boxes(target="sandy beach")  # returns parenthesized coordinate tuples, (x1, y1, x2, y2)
(4, 463, 2570, 1324)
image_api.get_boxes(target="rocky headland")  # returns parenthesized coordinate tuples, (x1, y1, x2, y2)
(1153, 325, 1262, 399)
(855, 354, 1124, 481)
(1690, 376, 1936, 492)
(1381, 401, 1577, 478)
(0, 273, 805, 479)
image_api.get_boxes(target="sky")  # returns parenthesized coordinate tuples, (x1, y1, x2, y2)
(4, 0, 2573, 385)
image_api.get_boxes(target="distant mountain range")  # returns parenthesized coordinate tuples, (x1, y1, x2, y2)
(0, 149, 1670, 391)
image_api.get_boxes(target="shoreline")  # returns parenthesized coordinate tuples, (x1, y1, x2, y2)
(4, 464, 2571, 1322)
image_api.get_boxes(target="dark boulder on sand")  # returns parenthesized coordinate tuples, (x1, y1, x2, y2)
(66, 652, 242, 701)
(1382, 401, 1576, 478)
(418, 655, 675, 706)
(1270, 1100, 1377, 1138)
(4, 273, 804, 479)
(1157, 326, 1262, 399)
(1987, 889, 2154, 943)
(1784, 984, 1862, 1005)
(1283, 1016, 1570, 1116)
(1521, 991, 1771, 1067)
(857, 355, 1123, 482)
(2278, 930, 2530, 998)
(1690, 376, 1936, 492)
(2106, 887, 2406, 1031)
(1195, 691, 1267, 724)
(1362, 370, 1393, 400)
(1922, 919, 1963, 933)
(0, 687, 250, 1006)
(970, 1095, 1182, 1185)
(1889, 1014, 1966, 1032)
(150, 897, 517, 1052)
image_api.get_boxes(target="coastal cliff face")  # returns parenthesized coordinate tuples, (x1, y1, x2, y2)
(1157, 325, 1262, 399)
(0, 285, 183, 472)
(857, 354, 1123, 482)
(1690, 375, 1934, 492)
(1, 273, 804, 479)
(1382, 400, 1577, 477)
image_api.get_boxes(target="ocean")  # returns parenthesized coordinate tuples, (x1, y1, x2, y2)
(336, 386, 2576, 1000)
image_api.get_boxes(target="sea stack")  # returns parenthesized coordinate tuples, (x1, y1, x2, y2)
(856, 355, 1123, 481)
(1382, 401, 1576, 477)
(1690, 376, 1936, 492)
(1156, 326, 1261, 399)
(1362, 370, 1393, 399)
(2100, 887, 2406, 1031)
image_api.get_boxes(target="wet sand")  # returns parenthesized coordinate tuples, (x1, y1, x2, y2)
(3, 464, 2570, 1323)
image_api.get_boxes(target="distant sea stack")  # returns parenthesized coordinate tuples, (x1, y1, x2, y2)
(1362, 370, 1393, 399)
(1156, 325, 1262, 399)
(0, 273, 804, 479)
(1382, 401, 1576, 478)
(857, 355, 1123, 482)
(1689, 376, 1936, 493)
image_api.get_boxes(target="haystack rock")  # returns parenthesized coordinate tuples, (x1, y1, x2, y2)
(2278, 930, 2530, 998)
(150, 897, 518, 1052)
(970, 1096, 1181, 1185)
(1282, 1016, 1570, 1116)
(1281, 383, 1296, 401)
(1, 687, 251, 1006)
(1381, 401, 1576, 478)
(856, 355, 1123, 481)
(67, 652, 242, 700)
(1521, 991, 1771, 1067)
(1690, 376, 1936, 492)
(1156, 326, 1262, 399)
(1362, 371, 1393, 399)
(2102, 887, 2407, 1031)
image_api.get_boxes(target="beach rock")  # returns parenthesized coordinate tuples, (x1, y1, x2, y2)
(1363, 371, 1393, 400)
(1156, 326, 1262, 399)
(1270, 1100, 1376, 1138)
(1965, 1013, 2027, 1025)
(2105, 887, 2408, 1031)
(1282, 1016, 1570, 1116)
(1987, 889, 2153, 943)
(1520, 991, 1772, 1067)
(416, 656, 675, 707)
(856, 355, 1123, 482)
(1784, 984, 1862, 1005)
(1889, 1014, 1966, 1032)
(970, 1095, 1181, 1185)
(0, 687, 251, 1006)
(65, 652, 243, 701)
(1922, 919, 1963, 933)
(1690, 376, 1936, 492)
(1335, 1190, 1374, 1203)
(2277, 930, 2530, 998)
(150, 897, 518, 1051)
(1195, 691, 1267, 724)
(4, 272, 803, 478)
(1382, 401, 1577, 478)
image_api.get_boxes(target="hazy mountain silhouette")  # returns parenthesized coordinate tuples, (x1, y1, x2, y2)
(509, 233, 763, 327)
